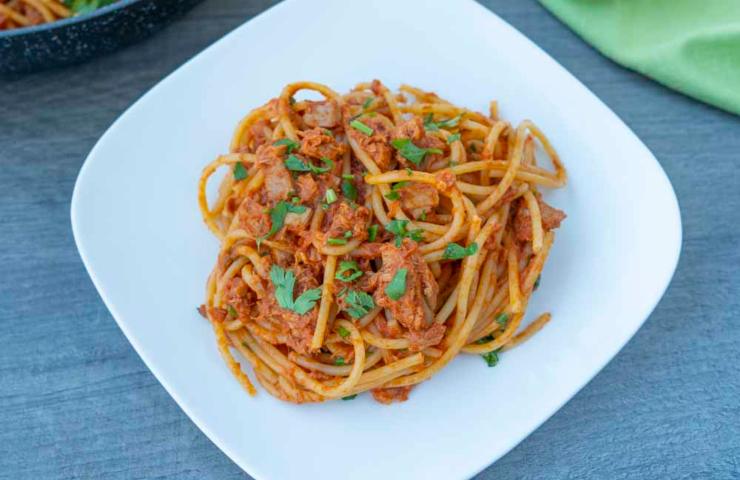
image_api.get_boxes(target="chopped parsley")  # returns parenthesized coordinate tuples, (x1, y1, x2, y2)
(385, 268, 408, 300)
(496, 313, 509, 327)
(350, 119, 373, 136)
(327, 230, 352, 246)
(385, 219, 424, 246)
(284, 154, 334, 174)
(419, 211, 427, 221)
(342, 394, 358, 400)
(335, 260, 363, 282)
(442, 242, 479, 260)
(367, 224, 379, 242)
(342, 289, 375, 318)
(424, 113, 462, 131)
(534, 275, 541, 291)
(233, 162, 248, 181)
(258, 201, 307, 246)
(341, 178, 358, 201)
(383, 181, 410, 201)
(269, 265, 322, 315)
(335, 357, 346, 366)
(447, 133, 461, 144)
(227, 305, 237, 318)
(362, 97, 374, 110)
(481, 350, 500, 367)
(325, 188, 338, 204)
(337, 325, 350, 339)
(273, 137, 300, 153)
(476, 334, 494, 345)
(390, 138, 443, 166)
(405, 167, 414, 176)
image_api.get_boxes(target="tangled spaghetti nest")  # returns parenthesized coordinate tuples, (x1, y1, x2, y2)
(198, 80, 567, 404)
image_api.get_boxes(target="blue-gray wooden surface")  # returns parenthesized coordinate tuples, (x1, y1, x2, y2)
(1, 1, 738, 478)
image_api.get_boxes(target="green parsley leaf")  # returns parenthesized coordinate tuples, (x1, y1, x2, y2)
(342, 290, 375, 318)
(342, 174, 354, 180)
(385, 268, 408, 300)
(227, 305, 238, 318)
(325, 188, 338, 204)
(533, 275, 541, 291)
(447, 133, 461, 144)
(285, 154, 333, 174)
(383, 181, 409, 201)
(442, 242, 479, 260)
(362, 97, 374, 110)
(405, 167, 413, 176)
(335, 260, 363, 282)
(270, 265, 297, 310)
(323, 129, 334, 137)
(273, 138, 300, 153)
(390, 138, 443, 166)
(342, 178, 358, 201)
(233, 162, 248, 181)
(335, 357, 346, 366)
(327, 238, 347, 245)
(419, 211, 427, 221)
(496, 313, 509, 327)
(337, 326, 350, 339)
(269, 265, 322, 315)
(424, 114, 462, 131)
(350, 119, 373, 136)
(367, 224, 379, 242)
(481, 350, 500, 367)
(293, 288, 322, 315)
(385, 219, 424, 246)
(259, 201, 307, 246)
(341, 394, 358, 400)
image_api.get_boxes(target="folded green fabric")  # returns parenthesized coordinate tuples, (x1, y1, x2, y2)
(539, 0, 740, 115)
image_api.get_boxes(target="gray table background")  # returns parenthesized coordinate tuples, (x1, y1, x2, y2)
(2, 1, 738, 478)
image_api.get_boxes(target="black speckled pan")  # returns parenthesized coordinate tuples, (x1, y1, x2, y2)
(0, 0, 203, 75)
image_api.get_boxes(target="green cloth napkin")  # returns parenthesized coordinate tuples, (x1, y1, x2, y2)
(539, 0, 740, 115)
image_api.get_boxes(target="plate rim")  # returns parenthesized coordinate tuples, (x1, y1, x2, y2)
(70, 1, 683, 478)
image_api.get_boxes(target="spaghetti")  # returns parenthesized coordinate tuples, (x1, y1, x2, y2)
(198, 80, 567, 404)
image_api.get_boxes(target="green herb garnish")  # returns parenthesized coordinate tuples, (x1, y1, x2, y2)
(385, 219, 423, 246)
(258, 201, 307, 246)
(362, 97, 374, 110)
(273, 137, 300, 153)
(342, 290, 375, 318)
(367, 224, 379, 242)
(285, 154, 334, 174)
(325, 188, 338, 204)
(337, 326, 350, 339)
(442, 242, 479, 260)
(424, 114, 462, 131)
(341, 179, 358, 201)
(481, 350, 500, 367)
(342, 394, 358, 400)
(335, 357, 345, 366)
(233, 162, 248, 181)
(496, 313, 509, 327)
(533, 275, 541, 291)
(383, 181, 409, 201)
(350, 119, 373, 136)
(269, 265, 322, 315)
(385, 268, 408, 300)
(390, 138, 443, 166)
(335, 260, 363, 282)
(447, 133, 461, 144)
(227, 305, 237, 318)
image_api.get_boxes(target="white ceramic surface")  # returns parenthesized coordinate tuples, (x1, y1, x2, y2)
(71, 0, 682, 478)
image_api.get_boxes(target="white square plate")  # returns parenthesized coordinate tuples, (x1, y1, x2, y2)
(71, 0, 681, 478)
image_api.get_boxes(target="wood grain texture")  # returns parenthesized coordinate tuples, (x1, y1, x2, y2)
(0, 0, 738, 479)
